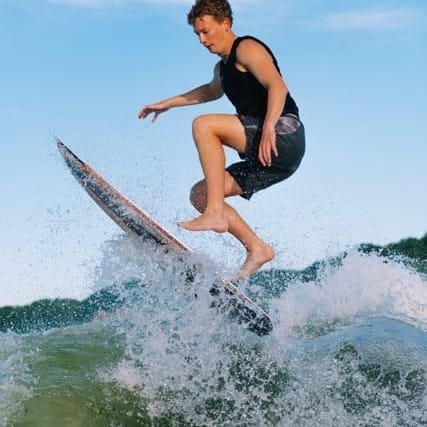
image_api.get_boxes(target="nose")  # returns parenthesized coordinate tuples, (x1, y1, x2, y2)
(198, 34, 206, 45)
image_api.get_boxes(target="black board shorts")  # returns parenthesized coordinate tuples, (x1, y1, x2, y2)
(227, 114, 306, 200)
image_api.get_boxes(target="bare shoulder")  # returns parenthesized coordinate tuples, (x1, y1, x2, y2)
(238, 37, 262, 49)
(236, 38, 273, 67)
(237, 38, 269, 55)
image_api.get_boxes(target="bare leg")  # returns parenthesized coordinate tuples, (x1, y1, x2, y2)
(190, 176, 275, 279)
(178, 114, 246, 233)
(179, 114, 275, 277)
(228, 207, 275, 279)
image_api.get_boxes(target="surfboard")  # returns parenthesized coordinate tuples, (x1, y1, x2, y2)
(57, 139, 273, 336)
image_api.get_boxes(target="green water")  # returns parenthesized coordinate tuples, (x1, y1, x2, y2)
(2, 235, 426, 426)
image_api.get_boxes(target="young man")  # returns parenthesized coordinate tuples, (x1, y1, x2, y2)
(138, 0, 305, 279)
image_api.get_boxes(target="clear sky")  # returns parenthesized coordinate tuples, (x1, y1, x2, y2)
(1, 0, 426, 306)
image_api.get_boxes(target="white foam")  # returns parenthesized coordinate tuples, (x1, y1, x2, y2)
(93, 240, 426, 426)
(271, 250, 427, 342)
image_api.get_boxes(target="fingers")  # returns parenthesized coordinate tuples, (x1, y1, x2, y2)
(271, 139, 279, 158)
(151, 111, 159, 123)
(138, 106, 157, 121)
(259, 145, 271, 167)
(138, 103, 168, 122)
(137, 107, 150, 119)
(258, 138, 278, 167)
(257, 125, 278, 167)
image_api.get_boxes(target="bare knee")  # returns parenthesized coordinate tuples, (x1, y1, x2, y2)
(189, 180, 207, 213)
(192, 115, 214, 142)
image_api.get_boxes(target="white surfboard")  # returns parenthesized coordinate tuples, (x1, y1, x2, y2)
(57, 139, 272, 335)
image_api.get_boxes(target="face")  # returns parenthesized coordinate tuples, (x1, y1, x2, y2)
(193, 15, 231, 56)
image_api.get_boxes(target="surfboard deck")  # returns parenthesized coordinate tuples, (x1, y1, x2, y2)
(57, 139, 273, 336)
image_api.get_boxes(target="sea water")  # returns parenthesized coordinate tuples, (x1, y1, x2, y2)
(1, 236, 426, 426)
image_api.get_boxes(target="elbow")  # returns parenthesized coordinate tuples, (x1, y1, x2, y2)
(267, 78, 287, 97)
(279, 80, 288, 97)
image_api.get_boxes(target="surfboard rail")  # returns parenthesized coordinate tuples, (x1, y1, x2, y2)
(57, 139, 190, 252)
(57, 139, 273, 335)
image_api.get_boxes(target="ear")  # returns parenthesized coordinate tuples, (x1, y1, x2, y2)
(222, 17, 232, 30)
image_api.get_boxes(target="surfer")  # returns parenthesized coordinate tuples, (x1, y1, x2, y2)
(138, 0, 305, 279)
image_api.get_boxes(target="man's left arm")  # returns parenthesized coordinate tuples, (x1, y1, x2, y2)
(236, 39, 288, 167)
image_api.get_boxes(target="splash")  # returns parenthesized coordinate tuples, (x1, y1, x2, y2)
(2, 236, 425, 425)
(90, 237, 426, 425)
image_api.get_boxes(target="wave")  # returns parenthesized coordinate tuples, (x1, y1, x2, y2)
(2, 234, 426, 426)
(0, 284, 126, 334)
(2, 234, 425, 335)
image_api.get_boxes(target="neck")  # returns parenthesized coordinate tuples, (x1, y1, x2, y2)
(219, 32, 237, 61)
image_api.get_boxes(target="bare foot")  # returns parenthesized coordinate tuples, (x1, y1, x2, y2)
(236, 243, 275, 279)
(178, 213, 229, 233)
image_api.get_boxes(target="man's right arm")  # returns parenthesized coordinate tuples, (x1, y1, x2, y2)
(138, 62, 223, 122)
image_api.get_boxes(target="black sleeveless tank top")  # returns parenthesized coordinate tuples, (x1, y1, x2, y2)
(220, 36, 299, 118)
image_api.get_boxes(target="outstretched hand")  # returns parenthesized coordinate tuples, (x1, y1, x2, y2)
(138, 101, 170, 122)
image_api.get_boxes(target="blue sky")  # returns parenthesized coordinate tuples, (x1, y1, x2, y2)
(1, 0, 426, 305)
